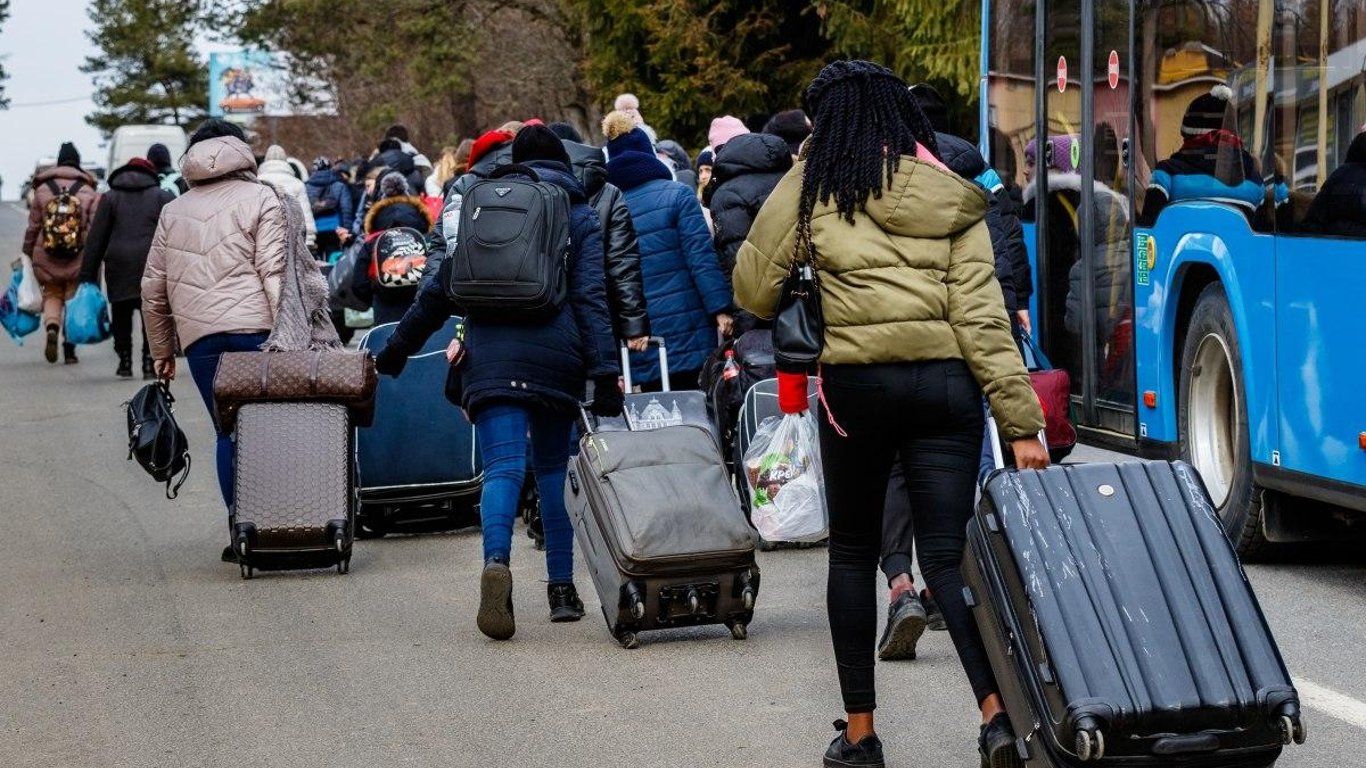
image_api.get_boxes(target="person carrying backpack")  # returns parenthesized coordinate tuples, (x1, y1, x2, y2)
(147, 143, 188, 197)
(371, 125, 620, 641)
(306, 158, 355, 256)
(23, 142, 100, 365)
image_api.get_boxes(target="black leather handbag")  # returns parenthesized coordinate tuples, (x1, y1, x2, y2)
(772, 232, 825, 372)
(125, 381, 191, 500)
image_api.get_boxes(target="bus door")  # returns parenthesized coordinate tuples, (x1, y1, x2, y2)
(1033, 0, 1136, 436)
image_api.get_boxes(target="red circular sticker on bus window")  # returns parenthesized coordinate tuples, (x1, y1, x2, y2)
(1108, 50, 1120, 89)
(1057, 56, 1067, 92)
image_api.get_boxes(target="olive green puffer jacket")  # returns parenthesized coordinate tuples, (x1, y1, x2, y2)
(733, 154, 1045, 441)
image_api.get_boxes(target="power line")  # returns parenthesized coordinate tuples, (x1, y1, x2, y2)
(5, 96, 90, 108)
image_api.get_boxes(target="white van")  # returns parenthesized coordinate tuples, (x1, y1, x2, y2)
(107, 125, 189, 173)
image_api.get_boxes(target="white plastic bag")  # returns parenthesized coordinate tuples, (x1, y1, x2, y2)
(743, 412, 828, 542)
(16, 256, 41, 314)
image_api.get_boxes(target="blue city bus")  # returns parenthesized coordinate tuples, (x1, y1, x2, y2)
(980, 0, 1366, 555)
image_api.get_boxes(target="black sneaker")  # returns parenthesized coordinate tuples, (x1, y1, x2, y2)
(116, 353, 133, 379)
(142, 355, 156, 381)
(548, 583, 585, 622)
(44, 325, 58, 364)
(824, 720, 885, 768)
(877, 590, 928, 661)
(923, 588, 947, 631)
(979, 713, 1022, 768)
(477, 557, 516, 640)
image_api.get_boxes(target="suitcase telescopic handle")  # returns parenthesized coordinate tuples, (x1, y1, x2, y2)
(619, 336, 669, 393)
(986, 414, 1048, 471)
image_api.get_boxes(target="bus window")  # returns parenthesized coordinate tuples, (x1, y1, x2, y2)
(1134, 0, 1271, 229)
(1091, 0, 1134, 409)
(985, 0, 1037, 193)
(1280, 0, 1366, 239)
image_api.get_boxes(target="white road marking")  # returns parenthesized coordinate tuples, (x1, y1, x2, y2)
(1298, 678, 1366, 731)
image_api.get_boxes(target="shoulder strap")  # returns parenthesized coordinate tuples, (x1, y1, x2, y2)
(67, 179, 86, 196)
(45, 179, 61, 196)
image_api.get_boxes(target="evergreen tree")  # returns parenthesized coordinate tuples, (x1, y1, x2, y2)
(82, 0, 208, 136)
(575, 0, 830, 146)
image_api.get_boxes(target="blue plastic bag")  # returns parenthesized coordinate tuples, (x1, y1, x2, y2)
(63, 282, 112, 345)
(1, 266, 41, 344)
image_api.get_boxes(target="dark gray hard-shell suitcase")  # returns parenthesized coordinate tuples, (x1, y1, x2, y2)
(230, 402, 355, 578)
(963, 454, 1304, 767)
(565, 424, 760, 648)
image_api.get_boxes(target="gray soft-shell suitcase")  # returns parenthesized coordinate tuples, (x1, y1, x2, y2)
(565, 424, 760, 648)
(963, 459, 1304, 767)
(230, 402, 355, 579)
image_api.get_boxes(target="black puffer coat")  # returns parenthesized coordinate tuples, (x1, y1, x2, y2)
(934, 132, 1031, 314)
(1302, 132, 1366, 238)
(703, 133, 792, 277)
(79, 163, 174, 302)
(565, 140, 650, 340)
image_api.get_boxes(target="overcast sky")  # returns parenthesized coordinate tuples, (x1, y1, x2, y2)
(0, 1, 235, 201)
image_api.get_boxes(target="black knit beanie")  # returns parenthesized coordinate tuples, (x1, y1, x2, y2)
(57, 142, 81, 168)
(511, 124, 572, 167)
(547, 122, 584, 144)
(909, 84, 950, 134)
(147, 143, 173, 170)
(1182, 85, 1234, 137)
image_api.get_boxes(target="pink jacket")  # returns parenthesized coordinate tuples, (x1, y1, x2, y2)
(141, 137, 286, 360)
(23, 165, 100, 284)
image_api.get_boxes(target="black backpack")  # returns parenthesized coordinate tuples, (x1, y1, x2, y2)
(444, 164, 571, 322)
(125, 382, 191, 499)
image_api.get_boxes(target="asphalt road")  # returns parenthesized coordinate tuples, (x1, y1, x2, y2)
(0, 202, 1358, 767)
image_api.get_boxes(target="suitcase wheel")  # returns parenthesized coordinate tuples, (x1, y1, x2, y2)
(1075, 727, 1104, 762)
(741, 587, 755, 611)
(630, 599, 646, 620)
(1280, 714, 1306, 746)
(239, 562, 254, 580)
(727, 621, 748, 641)
(616, 631, 639, 650)
(337, 557, 351, 575)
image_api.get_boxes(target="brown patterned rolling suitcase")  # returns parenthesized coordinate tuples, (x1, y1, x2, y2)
(230, 402, 355, 579)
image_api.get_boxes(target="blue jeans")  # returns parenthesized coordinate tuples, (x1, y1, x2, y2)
(185, 331, 270, 512)
(474, 403, 575, 584)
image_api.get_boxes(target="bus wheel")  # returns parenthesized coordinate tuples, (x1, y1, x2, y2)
(1178, 283, 1267, 559)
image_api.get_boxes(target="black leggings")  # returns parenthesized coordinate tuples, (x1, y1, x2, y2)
(110, 298, 149, 359)
(820, 360, 997, 713)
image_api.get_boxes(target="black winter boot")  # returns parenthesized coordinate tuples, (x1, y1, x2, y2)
(548, 583, 585, 622)
(116, 352, 133, 378)
(142, 353, 155, 380)
(63, 343, 79, 365)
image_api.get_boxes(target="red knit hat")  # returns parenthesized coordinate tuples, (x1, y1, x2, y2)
(467, 130, 515, 169)
(127, 157, 156, 173)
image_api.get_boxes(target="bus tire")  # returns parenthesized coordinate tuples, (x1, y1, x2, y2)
(1177, 283, 1268, 559)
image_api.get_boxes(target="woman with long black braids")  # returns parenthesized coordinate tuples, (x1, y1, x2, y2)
(734, 61, 1049, 768)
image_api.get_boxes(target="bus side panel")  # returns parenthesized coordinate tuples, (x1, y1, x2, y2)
(1133, 206, 1279, 469)
(1274, 236, 1366, 488)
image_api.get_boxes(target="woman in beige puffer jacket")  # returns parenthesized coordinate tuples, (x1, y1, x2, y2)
(142, 120, 286, 521)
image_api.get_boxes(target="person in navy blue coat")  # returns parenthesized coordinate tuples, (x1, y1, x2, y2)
(602, 111, 733, 390)
(372, 126, 622, 640)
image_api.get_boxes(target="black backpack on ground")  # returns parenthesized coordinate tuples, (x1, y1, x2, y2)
(126, 381, 191, 499)
(444, 164, 571, 322)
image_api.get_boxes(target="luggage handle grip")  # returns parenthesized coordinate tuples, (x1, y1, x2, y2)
(619, 336, 669, 393)
(986, 415, 1047, 472)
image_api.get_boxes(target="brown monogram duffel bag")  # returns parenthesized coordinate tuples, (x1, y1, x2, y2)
(212, 349, 377, 432)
